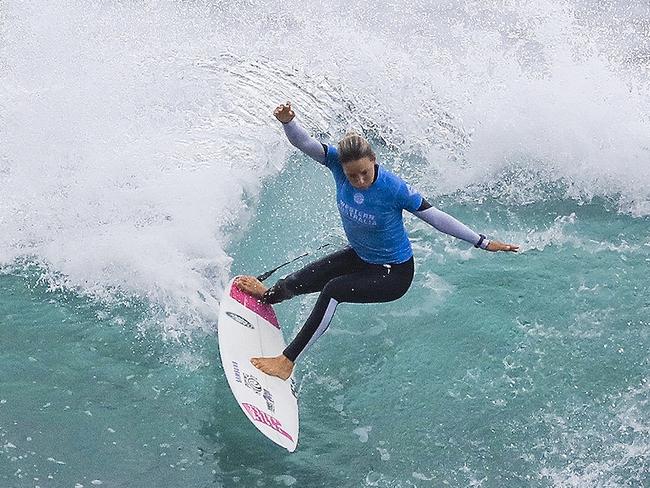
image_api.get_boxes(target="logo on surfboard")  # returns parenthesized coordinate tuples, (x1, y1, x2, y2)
(290, 379, 299, 399)
(232, 361, 243, 383)
(244, 373, 262, 393)
(263, 389, 275, 412)
(239, 371, 276, 412)
(225, 311, 254, 329)
(242, 403, 293, 441)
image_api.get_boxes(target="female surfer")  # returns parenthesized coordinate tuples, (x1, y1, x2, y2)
(236, 102, 519, 380)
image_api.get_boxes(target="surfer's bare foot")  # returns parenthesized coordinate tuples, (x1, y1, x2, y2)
(235, 275, 268, 299)
(250, 354, 294, 380)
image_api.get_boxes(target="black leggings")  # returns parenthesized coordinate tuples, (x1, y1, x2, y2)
(261, 247, 414, 362)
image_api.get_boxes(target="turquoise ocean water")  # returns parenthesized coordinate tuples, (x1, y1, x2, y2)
(1, 1, 648, 486)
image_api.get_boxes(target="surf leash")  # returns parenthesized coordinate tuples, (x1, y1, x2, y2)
(256, 243, 332, 282)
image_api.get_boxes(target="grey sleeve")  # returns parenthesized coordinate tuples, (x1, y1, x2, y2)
(413, 205, 490, 249)
(282, 119, 326, 164)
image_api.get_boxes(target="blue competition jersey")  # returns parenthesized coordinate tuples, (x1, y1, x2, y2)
(324, 145, 423, 264)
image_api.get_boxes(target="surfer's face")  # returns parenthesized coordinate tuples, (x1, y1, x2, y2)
(342, 157, 375, 189)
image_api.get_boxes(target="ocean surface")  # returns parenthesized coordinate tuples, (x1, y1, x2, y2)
(1, 1, 648, 487)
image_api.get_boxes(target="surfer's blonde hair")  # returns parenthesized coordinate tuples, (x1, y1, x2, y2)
(338, 131, 375, 164)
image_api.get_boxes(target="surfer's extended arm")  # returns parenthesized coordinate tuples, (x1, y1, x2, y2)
(275, 102, 326, 164)
(413, 199, 519, 252)
(413, 199, 490, 249)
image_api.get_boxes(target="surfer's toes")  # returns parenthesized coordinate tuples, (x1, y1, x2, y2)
(235, 275, 268, 299)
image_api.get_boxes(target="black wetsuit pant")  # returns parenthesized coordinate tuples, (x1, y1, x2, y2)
(261, 247, 414, 362)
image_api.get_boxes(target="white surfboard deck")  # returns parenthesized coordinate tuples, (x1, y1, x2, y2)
(217, 277, 299, 452)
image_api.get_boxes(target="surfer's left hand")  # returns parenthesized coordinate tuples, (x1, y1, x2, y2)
(486, 240, 519, 252)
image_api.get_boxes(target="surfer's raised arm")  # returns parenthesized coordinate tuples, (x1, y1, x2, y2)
(274, 102, 326, 164)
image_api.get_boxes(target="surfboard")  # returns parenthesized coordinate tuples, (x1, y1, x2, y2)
(217, 277, 299, 452)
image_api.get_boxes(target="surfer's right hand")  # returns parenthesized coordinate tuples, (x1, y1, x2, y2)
(274, 102, 295, 124)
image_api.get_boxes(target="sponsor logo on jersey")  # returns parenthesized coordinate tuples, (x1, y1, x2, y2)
(354, 193, 364, 204)
(338, 200, 377, 226)
(225, 311, 254, 329)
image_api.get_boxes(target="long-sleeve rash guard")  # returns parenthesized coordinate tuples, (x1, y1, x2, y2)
(282, 119, 490, 262)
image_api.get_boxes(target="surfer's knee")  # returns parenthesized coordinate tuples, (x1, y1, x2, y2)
(320, 279, 345, 302)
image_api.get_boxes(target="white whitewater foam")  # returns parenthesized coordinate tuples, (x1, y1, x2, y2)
(1, 0, 648, 338)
